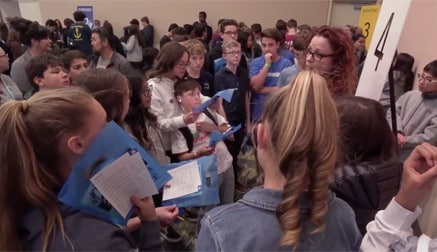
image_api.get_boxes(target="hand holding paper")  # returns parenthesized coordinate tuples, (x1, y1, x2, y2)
(209, 124, 242, 147)
(131, 196, 157, 222)
(193, 88, 237, 113)
(90, 152, 158, 218)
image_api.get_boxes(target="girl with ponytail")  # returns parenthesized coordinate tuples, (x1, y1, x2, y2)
(196, 71, 361, 251)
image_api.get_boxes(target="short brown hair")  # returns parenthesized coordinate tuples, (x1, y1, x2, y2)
(77, 68, 129, 125)
(62, 50, 87, 70)
(292, 30, 314, 51)
(220, 19, 238, 33)
(140, 16, 149, 24)
(26, 54, 63, 90)
(261, 28, 283, 43)
(174, 79, 201, 97)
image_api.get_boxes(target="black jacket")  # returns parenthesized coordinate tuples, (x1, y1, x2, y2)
(206, 41, 247, 75)
(331, 159, 402, 235)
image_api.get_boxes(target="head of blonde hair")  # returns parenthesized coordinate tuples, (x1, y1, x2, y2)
(260, 70, 338, 249)
(221, 39, 241, 53)
(184, 39, 206, 56)
(0, 87, 97, 250)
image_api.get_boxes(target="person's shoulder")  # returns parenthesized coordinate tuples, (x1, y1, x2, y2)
(113, 52, 129, 62)
(201, 70, 213, 79)
(1, 73, 14, 82)
(12, 52, 27, 65)
(203, 202, 246, 223)
(401, 90, 421, 100)
(60, 206, 136, 250)
(250, 56, 264, 66)
(281, 65, 295, 74)
(327, 193, 357, 219)
(278, 56, 293, 66)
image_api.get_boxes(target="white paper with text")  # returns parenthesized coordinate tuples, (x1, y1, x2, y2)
(90, 152, 158, 218)
(163, 161, 201, 201)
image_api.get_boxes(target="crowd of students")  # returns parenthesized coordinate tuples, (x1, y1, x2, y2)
(0, 9, 437, 252)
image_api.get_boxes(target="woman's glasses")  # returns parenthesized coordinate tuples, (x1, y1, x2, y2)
(306, 48, 334, 61)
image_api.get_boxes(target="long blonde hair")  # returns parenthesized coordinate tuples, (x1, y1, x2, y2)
(261, 71, 338, 249)
(0, 87, 95, 251)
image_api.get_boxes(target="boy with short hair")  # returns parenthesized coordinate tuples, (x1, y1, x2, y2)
(214, 40, 250, 186)
(278, 29, 314, 88)
(387, 59, 437, 160)
(206, 19, 247, 75)
(185, 39, 214, 97)
(285, 19, 298, 50)
(25, 54, 70, 98)
(173, 79, 235, 204)
(250, 28, 293, 121)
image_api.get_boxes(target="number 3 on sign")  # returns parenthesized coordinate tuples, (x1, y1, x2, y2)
(363, 22, 370, 38)
(358, 4, 381, 49)
(374, 12, 394, 71)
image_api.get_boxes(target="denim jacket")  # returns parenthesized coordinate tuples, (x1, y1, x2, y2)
(196, 188, 362, 251)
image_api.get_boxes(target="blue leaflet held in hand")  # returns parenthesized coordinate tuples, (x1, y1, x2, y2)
(162, 155, 219, 208)
(58, 121, 172, 226)
(209, 124, 242, 147)
(193, 88, 237, 113)
(215, 88, 237, 102)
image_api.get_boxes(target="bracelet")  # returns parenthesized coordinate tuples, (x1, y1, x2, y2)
(264, 63, 271, 68)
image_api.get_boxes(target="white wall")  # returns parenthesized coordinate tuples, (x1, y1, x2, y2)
(18, 0, 42, 23)
(329, 3, 361, 27)
(397, 0, 437, 89)
(0, 0, 21, 21)
(36, 0, 330, 41)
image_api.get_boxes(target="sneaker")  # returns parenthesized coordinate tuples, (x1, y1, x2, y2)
(161, 225, 183, 243)
(184, 209, 199, 222)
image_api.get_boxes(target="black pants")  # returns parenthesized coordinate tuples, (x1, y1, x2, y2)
(224, 128, 245, 185)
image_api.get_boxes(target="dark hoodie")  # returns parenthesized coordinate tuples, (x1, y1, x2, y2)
(18, 203, 163, 251)
(331, 159, 402, 235)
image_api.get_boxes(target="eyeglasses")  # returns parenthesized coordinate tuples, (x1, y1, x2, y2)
(176, 61, 188, 68)
(224, 51, 242, 56)
(306, 48, 334, 62)
(0, 53, 8, 58)
(223, 31, 238, 36)
(417, 73, 437, 85)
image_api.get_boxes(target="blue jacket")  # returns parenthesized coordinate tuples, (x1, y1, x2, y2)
(196, 188, 362, 251)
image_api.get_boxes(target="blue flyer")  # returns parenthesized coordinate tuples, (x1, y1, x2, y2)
(193, 88, 237, 113)
(209, 124, 242, 147)
(58, 121, 171, 226)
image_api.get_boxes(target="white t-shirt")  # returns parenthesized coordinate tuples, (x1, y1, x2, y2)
(171, 110, 232, 175)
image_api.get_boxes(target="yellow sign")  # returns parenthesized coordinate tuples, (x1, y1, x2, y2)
(358, 4, 381, 49)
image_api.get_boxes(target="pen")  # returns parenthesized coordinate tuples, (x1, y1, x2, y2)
(177, 216, 185, 222)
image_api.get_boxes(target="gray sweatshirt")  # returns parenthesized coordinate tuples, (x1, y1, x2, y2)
(387, 90, 437, 158)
